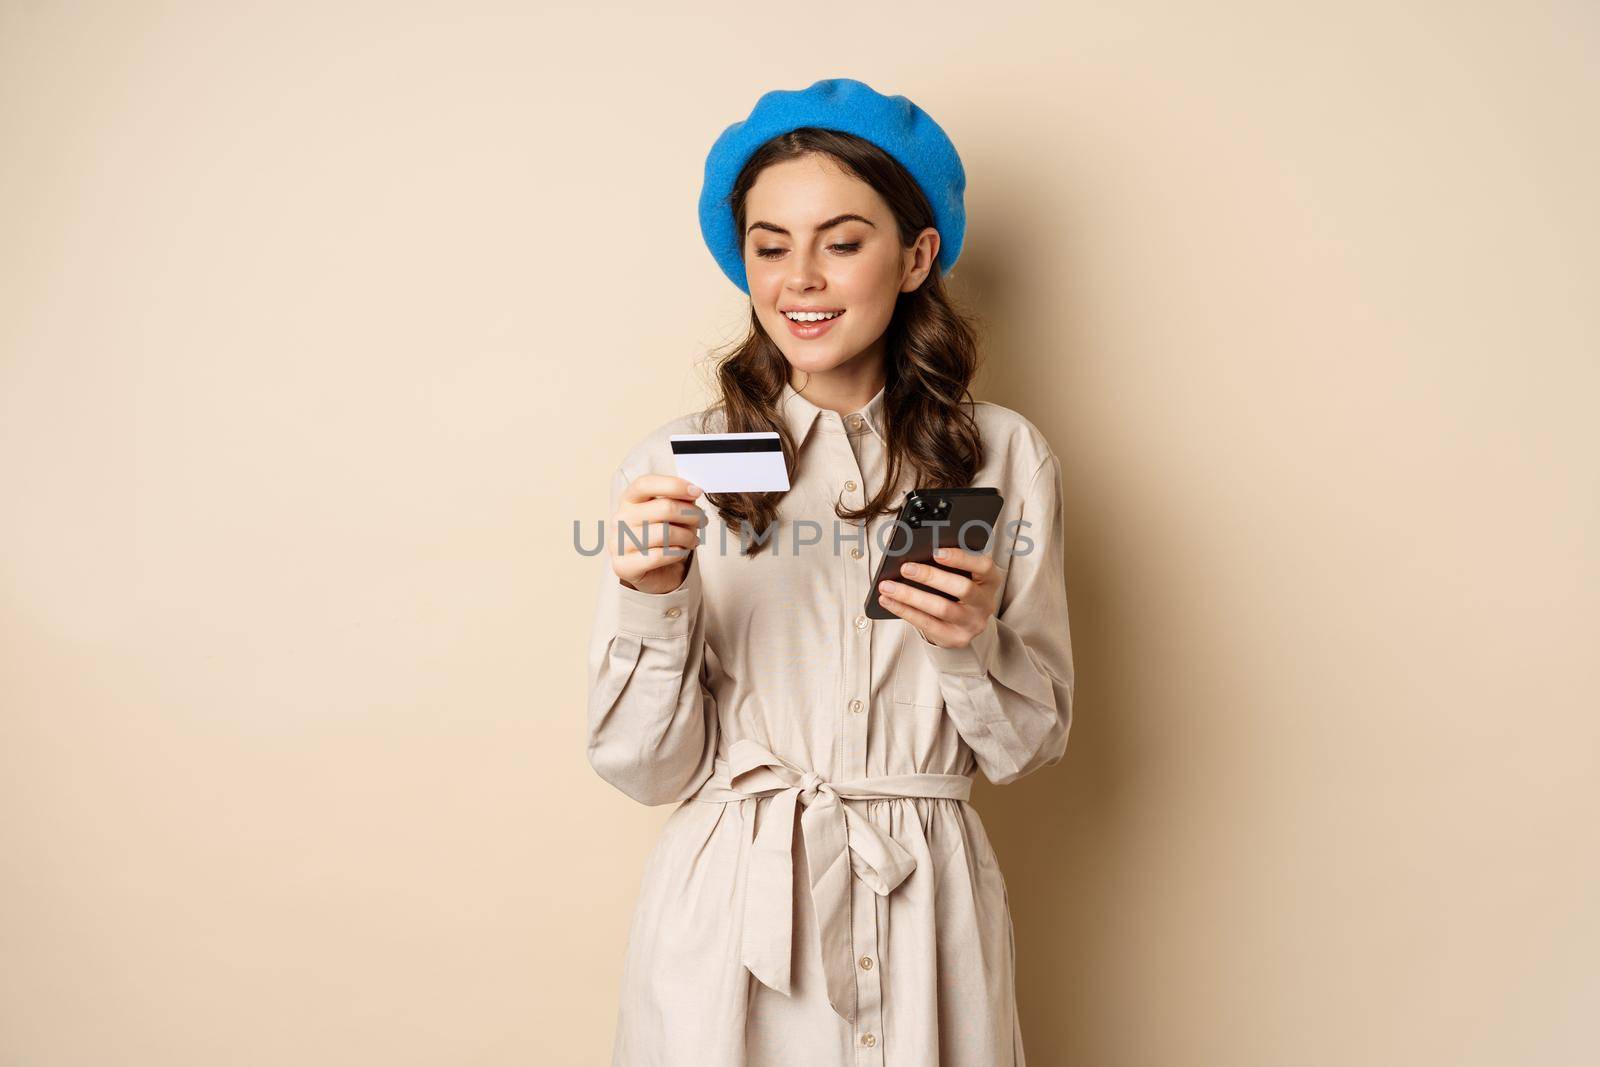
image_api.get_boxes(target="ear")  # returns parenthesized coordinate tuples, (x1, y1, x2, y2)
(900, 227, 941, 293)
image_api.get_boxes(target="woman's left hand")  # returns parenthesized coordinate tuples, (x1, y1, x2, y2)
(877, 546, 1004, 648)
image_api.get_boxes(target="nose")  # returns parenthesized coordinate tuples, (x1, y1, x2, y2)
(785, 247, 825, 293)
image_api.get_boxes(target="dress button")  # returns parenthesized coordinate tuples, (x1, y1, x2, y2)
(849, 699, 863, 714)
(859, 954, 873, 970)
(861, 1033, 877, 1047)
(664, 607, 681, 618)
(848, 414, 864, 428)
(850, 547, 863, 559)
(844, 479, 858, 492)
(853, 614, 868, 631)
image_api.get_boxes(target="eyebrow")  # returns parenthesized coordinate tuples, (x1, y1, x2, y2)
(745, 213, 877, 238)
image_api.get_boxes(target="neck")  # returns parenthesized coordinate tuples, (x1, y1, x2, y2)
(790, 356, 886, 417)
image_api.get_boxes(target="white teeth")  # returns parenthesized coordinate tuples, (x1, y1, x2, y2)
(785, 310, 842, 322)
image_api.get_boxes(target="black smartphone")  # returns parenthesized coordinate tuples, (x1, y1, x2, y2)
(865, 487, 1004, 620)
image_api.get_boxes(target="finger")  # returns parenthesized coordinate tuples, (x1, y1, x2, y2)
(613, 518, 700, 556)
(634, 496, 708, 528)
(880, 594, 962, 647)
(612, 502, 705, 551)
(622, 473, 702, 504)
(877, 578, 961, 622)
(930, 545, 998, 581)
(893, 559, 972, 599)
(615, 546, 694, 584)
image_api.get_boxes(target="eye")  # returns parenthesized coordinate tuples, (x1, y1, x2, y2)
(753, 242, 861, 260)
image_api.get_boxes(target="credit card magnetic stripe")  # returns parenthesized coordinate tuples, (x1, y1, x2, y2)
(670, 436, 783, 455)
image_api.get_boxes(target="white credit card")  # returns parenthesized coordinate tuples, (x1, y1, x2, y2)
(669, 431, 790, 493)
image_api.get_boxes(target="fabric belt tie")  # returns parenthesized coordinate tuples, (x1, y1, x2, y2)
(690, 737, 974, 1024)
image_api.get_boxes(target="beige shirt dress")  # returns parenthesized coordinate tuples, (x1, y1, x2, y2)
(585, 380, 1075, 1066)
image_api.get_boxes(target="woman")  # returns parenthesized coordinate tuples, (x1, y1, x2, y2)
(586, 78, 1075, 1066)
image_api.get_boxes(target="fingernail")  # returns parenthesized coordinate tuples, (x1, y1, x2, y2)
(902, 562, 920, 575)
(686, 484, 702, 496)
(879, 581, 896, 593)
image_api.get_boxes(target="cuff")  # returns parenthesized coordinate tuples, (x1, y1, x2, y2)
(615, 552, 702, 639)
(911, 614, 999, 678)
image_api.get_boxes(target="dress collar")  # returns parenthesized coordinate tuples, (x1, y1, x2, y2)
(779, 380, 888, 451)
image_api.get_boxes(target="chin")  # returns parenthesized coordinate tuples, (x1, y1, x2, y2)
(783, 347, 852, 373)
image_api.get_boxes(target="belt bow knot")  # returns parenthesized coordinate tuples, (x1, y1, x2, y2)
(692, 737, 974, 1023)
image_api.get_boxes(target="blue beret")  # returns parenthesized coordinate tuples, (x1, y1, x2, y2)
(698, 77, 967, 294)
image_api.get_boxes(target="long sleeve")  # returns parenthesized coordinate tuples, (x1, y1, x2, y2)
(911, 450, 1076, 785)
(585, 464, 719, 806)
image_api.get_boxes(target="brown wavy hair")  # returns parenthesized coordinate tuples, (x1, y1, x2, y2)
(700, 126, 987, 558)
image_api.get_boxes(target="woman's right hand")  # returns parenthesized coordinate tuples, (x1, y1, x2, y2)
(608, 474, 706, 594)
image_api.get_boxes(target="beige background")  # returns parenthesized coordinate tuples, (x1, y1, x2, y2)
(3, 2, 1596, 1064)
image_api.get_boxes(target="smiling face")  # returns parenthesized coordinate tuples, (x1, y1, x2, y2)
(742, 153, 939, 382)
